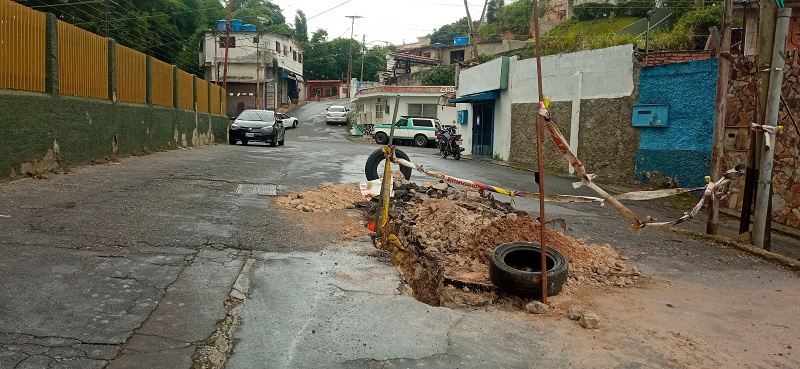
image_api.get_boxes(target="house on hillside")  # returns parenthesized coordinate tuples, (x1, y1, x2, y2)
(352, 85, 459, 129)
(199, 27, 304, 116)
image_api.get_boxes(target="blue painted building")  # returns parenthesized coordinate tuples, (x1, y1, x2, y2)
(635, 59, 718, 188)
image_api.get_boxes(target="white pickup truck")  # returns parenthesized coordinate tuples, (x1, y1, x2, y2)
(373, 116, 455, 147)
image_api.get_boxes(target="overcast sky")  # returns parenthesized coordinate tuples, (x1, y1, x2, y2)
(269, 0, 494, 47)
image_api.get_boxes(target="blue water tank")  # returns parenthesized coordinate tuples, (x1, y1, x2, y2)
(453, 37, 469, 45)
(242, 24, 257, 31)
(216, 20, 227, 31)
(231, 19, 243, 31)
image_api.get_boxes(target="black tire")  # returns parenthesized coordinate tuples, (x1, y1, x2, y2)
(414, 134, 428, 147)
(293, 121, 298, 128)
(364, 148, 412, 181)
(228, 134, 236, 145)
(440, 148, 447, 158)
(374, 132, 388, 145)
(489, 242, 569, 297)
(453, 149, 461, 160)
(242, 140, 249, 145)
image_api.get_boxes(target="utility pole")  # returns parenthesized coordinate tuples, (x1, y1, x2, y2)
(741, 2, 777, 239)
(707, 0, 733, 235)
(345, 15, 363, 98)
(360, 34, 366, 83)
(222, 0, 233, 90)
(462, 0, 489, 61)
(753, 7, 791, 249)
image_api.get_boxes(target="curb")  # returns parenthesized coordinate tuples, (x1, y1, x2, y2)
(669, 227, 800, 272)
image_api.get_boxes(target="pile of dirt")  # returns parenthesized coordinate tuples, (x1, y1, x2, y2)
(274, 180, 643, 307)
(390, 181, 643, 306)
(272, 183, 372, 242)
(273, 183, 364, 213)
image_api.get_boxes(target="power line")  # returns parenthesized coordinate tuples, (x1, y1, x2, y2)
(307, 0, 352, 20)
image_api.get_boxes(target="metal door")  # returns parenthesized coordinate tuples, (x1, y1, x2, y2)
(471, 102, 494, 157)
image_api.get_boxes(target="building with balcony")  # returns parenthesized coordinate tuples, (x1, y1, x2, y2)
(199, 30, 304, 116)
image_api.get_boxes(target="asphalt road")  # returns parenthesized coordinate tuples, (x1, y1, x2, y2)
(1, 99, 798, 368)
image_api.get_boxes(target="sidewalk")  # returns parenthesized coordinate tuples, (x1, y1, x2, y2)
(463, 154, 800, 263)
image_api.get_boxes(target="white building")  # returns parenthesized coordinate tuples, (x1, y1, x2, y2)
(351, 86, 459, 128)
(199, 30, 304, 115)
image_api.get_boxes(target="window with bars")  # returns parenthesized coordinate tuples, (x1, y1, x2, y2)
(407, 103, 438, 118)
(375, 100, 383, 118)
(219, 37, 236, 48)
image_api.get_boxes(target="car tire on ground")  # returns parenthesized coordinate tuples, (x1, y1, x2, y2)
(374, 132, 388, 145)
(364, 148, 412, 181)
(228, 135, 236, 145)
(489, 242, 569, 297)
(242, 140, 249, 145)
(293, 121, 297, 128)
(414, 134, 428, 147)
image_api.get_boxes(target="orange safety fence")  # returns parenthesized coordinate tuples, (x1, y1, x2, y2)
(210, 84, 221, 114)
(151, 58, 174, 107)
(197, 79, 209, 113)
(115, 43, 146, 104)
(0, 0, 46, 92)
(58, 20, 108, 99)
(177, 70, 194, 110)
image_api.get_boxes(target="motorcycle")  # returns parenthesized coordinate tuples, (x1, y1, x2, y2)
(435, 124, 464, 160)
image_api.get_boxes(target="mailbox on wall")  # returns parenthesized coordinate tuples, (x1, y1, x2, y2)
(457, 110, 469, 124)
(632, 104, 669, 127)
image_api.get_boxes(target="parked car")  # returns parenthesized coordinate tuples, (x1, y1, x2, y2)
(325, 105, 349, 125)
(373, 116, 448, 147)
(277, 113, 298, 128)
(228, 109, 286, 146)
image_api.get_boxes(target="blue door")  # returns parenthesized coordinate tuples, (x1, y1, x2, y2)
(471, 102, 494, 157)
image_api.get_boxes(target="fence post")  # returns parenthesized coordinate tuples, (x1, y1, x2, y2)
(44, 13, 58, 95)
(107, 38, 116, 102)
(146, 56, 152, 105)
(193, 76, 198, 111)
(172, 66, 179, 109)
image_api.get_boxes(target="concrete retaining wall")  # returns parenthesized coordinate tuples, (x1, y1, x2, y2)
(0, 90, 228, 182)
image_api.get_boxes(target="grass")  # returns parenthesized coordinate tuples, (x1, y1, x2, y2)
(514, 16, 641, 58)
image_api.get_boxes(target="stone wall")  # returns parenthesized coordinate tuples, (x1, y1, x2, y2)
(395, 69, 439, 86)
(723, 53, 800, 228)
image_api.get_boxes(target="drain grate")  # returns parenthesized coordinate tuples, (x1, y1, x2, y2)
(236, 184, 277, 196)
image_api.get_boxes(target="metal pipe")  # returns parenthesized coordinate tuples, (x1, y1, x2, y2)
(222, 0, 233, 90)
(753, 7, 791, 248)
(531, 0, 548, 304)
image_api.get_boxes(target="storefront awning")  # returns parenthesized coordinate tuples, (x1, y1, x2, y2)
(448, 90, 500, 103)
(278, 72, 296, 80)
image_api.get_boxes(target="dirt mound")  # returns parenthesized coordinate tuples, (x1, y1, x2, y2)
(274, 180, 643, 307)
(274, 183, 363, 213)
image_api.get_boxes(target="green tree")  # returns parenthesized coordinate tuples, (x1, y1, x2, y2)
(493, 0, 533, 38)
(429, 18, 469, 44)
(294, 10, 308, 43)
(421, 66, 456, 86)
(486, 0, 505, 23)
(310, 29, 329, 44)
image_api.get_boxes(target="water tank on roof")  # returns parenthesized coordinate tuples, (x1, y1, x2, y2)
(216, 20, 227, 31)
(242, 24, 257, 31)
(453, 37, 469, 45)
(231, 19, 243, 31)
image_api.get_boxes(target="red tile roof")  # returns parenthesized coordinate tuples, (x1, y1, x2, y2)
(388, 51, 441, 62)
(355, 85, 456, 97)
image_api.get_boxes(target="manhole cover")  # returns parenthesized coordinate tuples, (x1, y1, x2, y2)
(236, 184, 277, 196)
